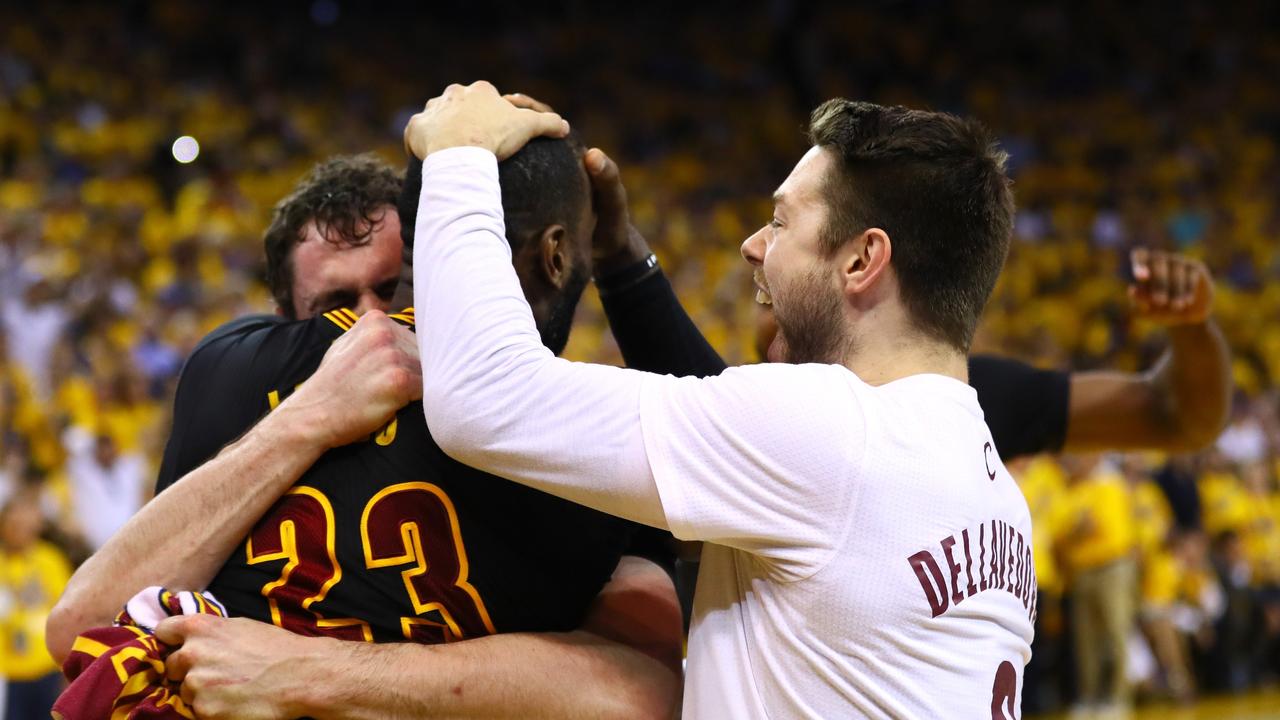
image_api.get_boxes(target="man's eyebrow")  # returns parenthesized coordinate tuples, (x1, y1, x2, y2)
(772, 190, 786, 206)
(311, 288, 356, 311)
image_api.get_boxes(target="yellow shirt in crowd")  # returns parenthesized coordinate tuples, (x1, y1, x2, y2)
(1200, 470, 1251, 537)
(1017, 457, 1069, 596)
(1059, 470, 1136, 575)
(1243, 493, 1280, 585)
(0, 541, 72, 681)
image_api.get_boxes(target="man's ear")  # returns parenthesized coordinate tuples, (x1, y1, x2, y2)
(537, 224, 570, 289)
(841, 227, 892, 297)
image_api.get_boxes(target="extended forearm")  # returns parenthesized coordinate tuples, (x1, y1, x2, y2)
(1157, 318, 1231, 448)
(600, 261, 728, 378)
(297, 631, 677, 720)
(47, 406, 326, 661)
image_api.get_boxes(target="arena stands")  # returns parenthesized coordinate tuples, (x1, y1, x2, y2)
(0, 1, 1277, 717)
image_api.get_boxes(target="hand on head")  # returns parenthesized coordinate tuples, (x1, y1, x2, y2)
(583, 146, 652, 272)
(1128, 248, 1214, 325)
(404, 81, 569, 161)
(421, 87, 650, 274)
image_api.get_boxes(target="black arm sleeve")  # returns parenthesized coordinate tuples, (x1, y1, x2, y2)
(599, 264, 728, 378)
(598, 261, 724, 579)
(154, 314, 346, 494)
(968, 354, 1071, 462)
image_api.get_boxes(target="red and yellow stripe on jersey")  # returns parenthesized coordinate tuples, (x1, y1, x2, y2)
(323, 307, 360, 331)
(53, 588, 227, 720)
(323, 307, 415, 333)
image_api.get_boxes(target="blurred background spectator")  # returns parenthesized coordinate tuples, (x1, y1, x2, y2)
(0, 0, 1276, 717)
(0, 486, 71, 718)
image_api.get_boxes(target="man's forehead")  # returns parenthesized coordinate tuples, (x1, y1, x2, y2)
(291, 213, 403, 309)
(300, 208, 401, 246)
(773, 146, 831, 208)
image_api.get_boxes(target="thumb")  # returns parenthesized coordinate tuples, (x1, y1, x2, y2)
(154, 616, 193, 647)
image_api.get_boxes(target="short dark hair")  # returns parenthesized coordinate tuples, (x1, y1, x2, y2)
(264, 154, 402, 318)
(807, 99, 1014, 353)
(397, 133, 587, 255)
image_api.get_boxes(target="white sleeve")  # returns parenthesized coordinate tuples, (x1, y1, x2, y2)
(414, 147, 664, 529)
(641, 363, 866, 578)
(414, 148, 865, 576)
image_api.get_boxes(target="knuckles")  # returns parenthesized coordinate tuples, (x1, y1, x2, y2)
(384, 366, 418, 399)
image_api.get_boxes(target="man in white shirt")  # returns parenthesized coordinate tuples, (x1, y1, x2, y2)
(64, 427, 146, 551)
(406, 82, 1034, 719)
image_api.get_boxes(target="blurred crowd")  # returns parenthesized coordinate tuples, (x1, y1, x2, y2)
(1016, 444, 1280, 714)
(0, 0, 1277, 716)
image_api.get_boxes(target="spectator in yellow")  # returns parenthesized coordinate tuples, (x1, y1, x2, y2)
(1059, 454, 1138, 713)
(1200, 451, 1251, 538)
(1239, 461, 1280, 586)
(1120, 454, 1199, 701)
(0, 484, 71, 718)
(1139, 530, 1199, 702)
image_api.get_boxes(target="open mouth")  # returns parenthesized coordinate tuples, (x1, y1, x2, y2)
(753, 270, 773, 306)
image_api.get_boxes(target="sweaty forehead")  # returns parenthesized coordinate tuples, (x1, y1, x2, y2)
(774, 146, 834, 209)
(290, 213, 403, 317)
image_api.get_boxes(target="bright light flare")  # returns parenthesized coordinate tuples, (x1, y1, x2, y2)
(172, 136, 200, 164)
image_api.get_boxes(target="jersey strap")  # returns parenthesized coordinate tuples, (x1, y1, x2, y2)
(324, 307, 415, 333)
(323, 308, 360, 332)
(388, 307, 415, 326)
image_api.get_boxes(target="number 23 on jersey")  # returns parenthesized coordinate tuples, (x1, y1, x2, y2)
(246, 482, 496, 643)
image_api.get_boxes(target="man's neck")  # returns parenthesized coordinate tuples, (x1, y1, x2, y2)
(840, 333, 968, 387)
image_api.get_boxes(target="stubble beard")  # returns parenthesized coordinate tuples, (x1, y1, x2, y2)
(772, 266, 849, 365)
(539, 265, 591, 357)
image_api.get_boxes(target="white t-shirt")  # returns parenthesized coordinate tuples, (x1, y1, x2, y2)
(64, 426, 147, 551)
(414, 147, 1035, 719)
(644, 364, 1035, 719)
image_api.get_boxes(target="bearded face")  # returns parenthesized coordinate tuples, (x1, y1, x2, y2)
(769, 265, 848, 365)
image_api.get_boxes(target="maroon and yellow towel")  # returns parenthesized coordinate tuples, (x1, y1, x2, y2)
(53, 587, 227, 720)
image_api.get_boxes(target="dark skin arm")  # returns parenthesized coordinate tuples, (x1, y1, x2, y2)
(1063, 248, 1231, 453)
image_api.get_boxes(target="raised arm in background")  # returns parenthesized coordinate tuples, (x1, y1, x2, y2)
(1063, 248, 1230, 453)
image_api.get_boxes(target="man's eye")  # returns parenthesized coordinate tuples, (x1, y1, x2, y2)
(318, 295, 356, 315)
(769, 218, 783, 229)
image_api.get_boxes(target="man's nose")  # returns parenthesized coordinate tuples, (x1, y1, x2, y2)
(352, 292, 393, 317)
(741, 227, 766, 266)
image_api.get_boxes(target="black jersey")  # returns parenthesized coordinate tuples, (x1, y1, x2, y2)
(966, 354, 1070, 460)
(157, 308, 639, 644)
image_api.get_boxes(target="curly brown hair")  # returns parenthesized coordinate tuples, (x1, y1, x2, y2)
(264, 154, 403, 318)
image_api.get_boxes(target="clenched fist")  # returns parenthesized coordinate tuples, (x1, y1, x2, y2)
(1128, 248, 1215, 325)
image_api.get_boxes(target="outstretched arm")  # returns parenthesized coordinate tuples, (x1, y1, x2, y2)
(47, 313, 421, 662)
(1064, 249, 1230, 453)
(409, 83, 860, 574)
